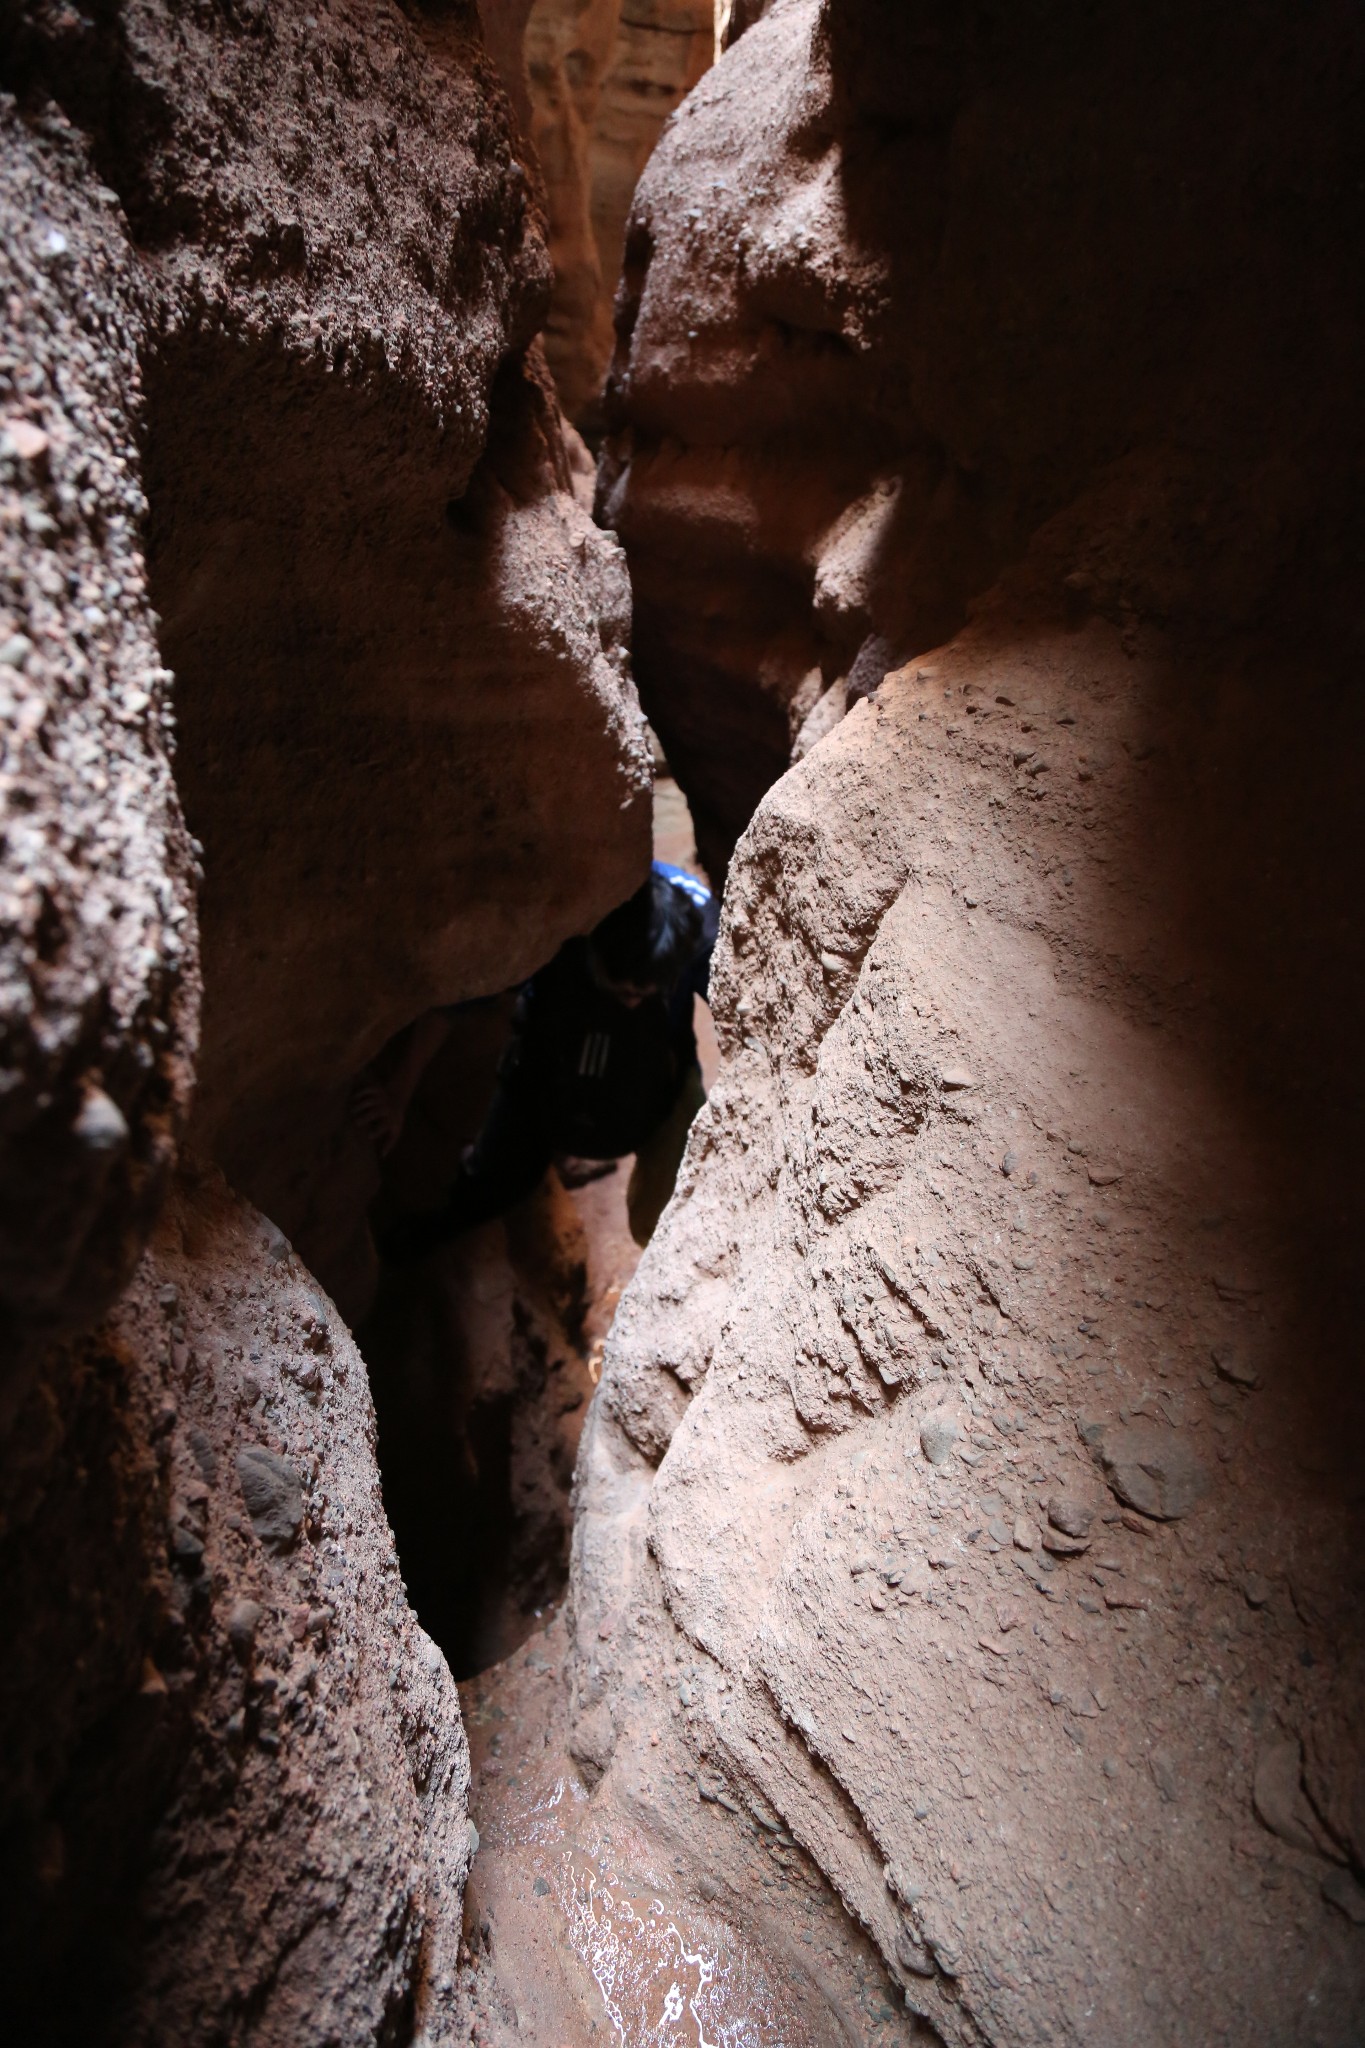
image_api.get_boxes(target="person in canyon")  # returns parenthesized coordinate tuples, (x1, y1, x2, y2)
(364, 862, 716, 1254)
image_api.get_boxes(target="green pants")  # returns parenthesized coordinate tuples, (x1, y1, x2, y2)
(626, 1065, 707, 1248)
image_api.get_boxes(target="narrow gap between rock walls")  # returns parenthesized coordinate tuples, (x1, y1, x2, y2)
(352, 742, 718, 1681)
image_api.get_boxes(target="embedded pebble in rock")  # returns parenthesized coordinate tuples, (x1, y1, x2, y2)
(1149, 1750, 1180, 1804)
(225, 1598, 263, 1661)
(1213, 1344, 1261, 1390)
(5, 418, 50, 463)
(920, 1412, 958, 1467)
(187, 1426, 218, 1483)
(897, 1924, 936, 1977)
(1253, 1738, 1331, 1856)
(1095, 1422, 1210, 1521)
(1047, 1495, 1095, 1539)
(235, 1447, 305, 1556)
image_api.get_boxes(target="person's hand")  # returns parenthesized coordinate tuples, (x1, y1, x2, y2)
(350, 1077, 402, 1156)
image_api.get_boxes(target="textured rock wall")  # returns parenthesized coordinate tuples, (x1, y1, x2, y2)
(0, 0, 651, 2036)
(153, 332, 648, 1314)
(599, 0, 1365, 879)
(571, 1, 1365, 2040)
(0, 103, 197, 1391)
(8, 0, 651, 1315)
(576, 596, 1365, 2044)
(3, 1165, 469, 2044)
(525, 0, 713, 426)
(108, 0, 648, 1303)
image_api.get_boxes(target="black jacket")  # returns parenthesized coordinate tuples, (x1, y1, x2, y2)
(394, 865, 717, 1247)
(506, 868, 715, 1158)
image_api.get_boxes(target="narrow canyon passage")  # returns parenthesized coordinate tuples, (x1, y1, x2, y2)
(356, 755, 716, 1683)
(1, 3, 1363, 2047)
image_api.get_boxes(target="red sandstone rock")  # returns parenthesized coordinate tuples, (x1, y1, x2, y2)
(525, 0, 713, 426)
(567, 1, 1365, 2040)
(0, 1, 651, 2035)
(601, 0, 1365, 883)
(574, 592, 1365, 2042)
(1, 1165, 470, 2041)
(0, 108, 199, 1387)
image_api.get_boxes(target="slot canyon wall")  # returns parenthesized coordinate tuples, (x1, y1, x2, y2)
(572, 0, 1365, 2042)
(521, 0, 713, 429)
(0, 0, 649, 2038)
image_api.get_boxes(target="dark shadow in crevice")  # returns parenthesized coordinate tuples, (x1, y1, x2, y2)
(355, 1005, 597, 1681)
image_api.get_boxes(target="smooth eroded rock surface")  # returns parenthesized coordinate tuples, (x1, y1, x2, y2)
(567, 2, 1365, 2039)
(600, 0, 1365, 881)
(572, 601, 1365, 2044)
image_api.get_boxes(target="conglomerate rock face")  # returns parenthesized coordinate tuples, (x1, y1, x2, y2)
(0, 0, 651, 2037)
(2, 1164, 471, 2043)
(8, 0, 652, 1308)
(571, 1, 1365, 2041)
(0, 105, 198, 1388)
(100, 0, 648, 1296)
